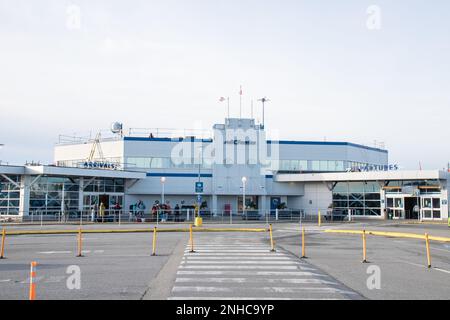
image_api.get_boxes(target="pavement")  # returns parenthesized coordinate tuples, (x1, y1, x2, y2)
(160, 233, 363, 300)
(0, 220, 449, 300)
(0, 232, 184, 300)
(274, 221, 450, 300)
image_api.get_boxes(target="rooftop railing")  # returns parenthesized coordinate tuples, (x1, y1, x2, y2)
(57, 127, 213, 145)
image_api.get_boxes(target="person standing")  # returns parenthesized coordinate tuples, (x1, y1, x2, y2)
(174, 204, 180, 222)
(99, 202, 105, 223)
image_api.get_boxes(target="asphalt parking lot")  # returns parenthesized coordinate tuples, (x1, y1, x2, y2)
(0, 231, 185, 300)
(0, 221, 448, 300)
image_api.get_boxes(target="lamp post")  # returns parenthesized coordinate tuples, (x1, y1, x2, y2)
(258, 97, 270, 129)
(160, 177, 166, 204)
(242, 176, 247, 220)
(160, 177, 166, 225)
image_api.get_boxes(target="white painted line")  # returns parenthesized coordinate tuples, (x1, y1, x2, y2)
(176, 271, 323, 276)
(176, 278, 247, 283)
(181, 260, 298, 265)
(184, 250, 271, 253)
(433, 267, 450, 274)
(172, 286, 356, 295)
(179, 265, 298, 270)
(0, 279, 11, 283)
(186, 244, 268, 249)
(398, 260, 450, 274)
(184, 253, 285, 256)
(37, 251, 72, 254)
(175, 278, 337, 285)
(20, 276, 44, 284)
(173, 286, 232, 293)
(184, 257, 291, 260)
(168, 297, 302, 300)
(45, 276, 65, 283)
(258, 287, 358, 294)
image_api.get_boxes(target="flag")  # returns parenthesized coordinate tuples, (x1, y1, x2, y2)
(219, 97, 226, 102)
(239, 86, 243, 95)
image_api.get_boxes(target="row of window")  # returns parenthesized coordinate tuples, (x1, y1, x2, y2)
(0, 175, 21, 215)
(332, 182, 382, 216)
(125, 157, 377, 172)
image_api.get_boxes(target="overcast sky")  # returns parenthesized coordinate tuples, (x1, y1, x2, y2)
(0, 0, 449, 169)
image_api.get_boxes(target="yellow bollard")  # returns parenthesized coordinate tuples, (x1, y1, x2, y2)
(318, 210, 321, 227)
(76, 227, 83, 257)
(189, 224, 195, 253)
(425, 233, 431, 268)
(301, 227, 306, 258)
(362, 230, 367, 263)
(29, 261, 37, 300)
(269, 224, 275, 252)
(152, 227, 157, 256)
(0, 228, 6, 259)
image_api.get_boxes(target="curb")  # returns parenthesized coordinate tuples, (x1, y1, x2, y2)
(324, 229, 450, 243)
(3, 227, 269, 236)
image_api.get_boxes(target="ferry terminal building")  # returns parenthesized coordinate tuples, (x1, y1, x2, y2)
(0, 118, 448, 222)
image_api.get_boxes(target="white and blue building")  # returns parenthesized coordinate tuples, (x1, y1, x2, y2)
(1, 117, 448, 221)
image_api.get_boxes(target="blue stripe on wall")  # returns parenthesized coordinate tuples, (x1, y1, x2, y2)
(146, 173, 213, 178)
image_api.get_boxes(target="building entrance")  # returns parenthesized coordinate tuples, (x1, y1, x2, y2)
(404, 197, 419, 220)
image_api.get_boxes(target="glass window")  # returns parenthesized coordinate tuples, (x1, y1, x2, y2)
(432, 198, 440, 209)
(332, 182, 381, 216)
(423, 198, 432, 208)
(319, 161, 328, 171)
(394, 198, 403, 208)
(311, 161, 320, 171)
(386, 198, 394, 207)
(299, 160, 308, 171)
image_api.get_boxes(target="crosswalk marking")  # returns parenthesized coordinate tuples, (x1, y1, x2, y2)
(180, 260, 299, 265)
(177, 271, 323, 276)
(169, 235, 361, 300)
(175, 278, 337, 284)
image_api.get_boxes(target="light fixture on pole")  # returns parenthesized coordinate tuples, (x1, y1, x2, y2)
(242, 176, 247, 218)
(258, 97, 270, 129)
(160, 177, 166, 205)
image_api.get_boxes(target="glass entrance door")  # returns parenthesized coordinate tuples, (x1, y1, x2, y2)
(386, 197, 404, 219)
(421, 197, 441, 220)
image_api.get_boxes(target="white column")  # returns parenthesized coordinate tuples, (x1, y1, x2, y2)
(78, 177, 84, 212)
(19, 175, 30, 217)
(212, 194, 218, 216)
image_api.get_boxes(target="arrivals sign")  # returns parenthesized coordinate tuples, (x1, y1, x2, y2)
(83, 161, 119, 170)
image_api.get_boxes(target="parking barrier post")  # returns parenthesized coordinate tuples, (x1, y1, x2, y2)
(318, 210, 321, 227)
(269, 224, 275, 252)
(152, 227, 157, 256)
(29, 261, 37, 300)
(425, 233, 431, 268)
(189, 224, 195, 253)
(0, 228, 6, 259)
(76, 227, 83, 257)
(362, 230, 367, 263)
(301, 227, 306, 258)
